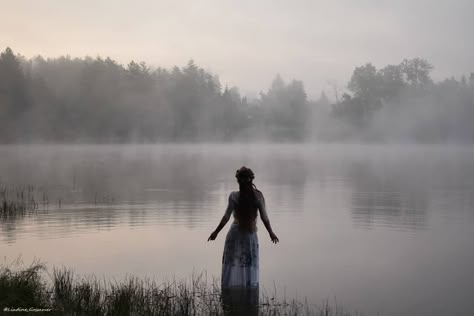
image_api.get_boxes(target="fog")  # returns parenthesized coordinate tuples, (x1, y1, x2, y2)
(2, 4, 474, 315)
(0, 47, 473, 144)
(1, 144, 474, 316)
(1, 1, 474, 144)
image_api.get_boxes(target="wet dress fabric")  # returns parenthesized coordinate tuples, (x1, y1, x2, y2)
(220, 190, 270, 290)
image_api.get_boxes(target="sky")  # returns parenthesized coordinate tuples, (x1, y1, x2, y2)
(1, 0, 473, 99)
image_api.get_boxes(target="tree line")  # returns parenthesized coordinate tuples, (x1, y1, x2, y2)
(1, 47, 473, 143)
(331, 59, 474, 142)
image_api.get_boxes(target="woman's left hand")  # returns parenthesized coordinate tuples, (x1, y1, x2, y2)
(270, 232, 279, 244)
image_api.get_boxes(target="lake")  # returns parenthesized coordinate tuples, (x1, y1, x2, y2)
(1, 144, 473, 316)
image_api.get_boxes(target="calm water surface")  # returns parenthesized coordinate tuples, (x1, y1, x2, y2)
(1, 144, 473, 316)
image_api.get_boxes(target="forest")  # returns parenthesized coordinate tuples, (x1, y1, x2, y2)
(1, 47, 473, 143)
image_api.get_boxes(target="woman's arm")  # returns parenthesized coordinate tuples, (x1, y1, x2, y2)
(258, 192, 279, 244)
(208, 217, 227, 241)
(208, 193, 234, 241)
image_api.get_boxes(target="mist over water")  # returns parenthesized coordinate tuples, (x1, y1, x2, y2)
(1, 144, 473, 316)
(1, 3, 474, 314)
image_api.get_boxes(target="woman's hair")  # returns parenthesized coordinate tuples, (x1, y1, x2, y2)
(234, 166, 261, 231)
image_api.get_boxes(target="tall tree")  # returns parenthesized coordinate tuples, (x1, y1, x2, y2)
(0, 47, 29, 117)
(378, 64, 405, 101)
(400, 58, 433, 87)
(348, 63, 381, 99)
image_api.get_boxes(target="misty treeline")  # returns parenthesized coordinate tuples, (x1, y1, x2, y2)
(1, 47, 473, 143)
(330, 59, 474, 142)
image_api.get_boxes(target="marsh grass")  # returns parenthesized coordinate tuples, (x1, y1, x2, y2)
(0, 185, 40, 220)
(0, 184, 118, 221)
(1, 260, 359, 315)
(0, 259, 49, 310)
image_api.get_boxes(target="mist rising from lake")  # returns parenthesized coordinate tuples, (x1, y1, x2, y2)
(1, 144, 473, 316)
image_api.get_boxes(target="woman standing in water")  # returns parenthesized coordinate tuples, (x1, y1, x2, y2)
(208, 166, 279, 293)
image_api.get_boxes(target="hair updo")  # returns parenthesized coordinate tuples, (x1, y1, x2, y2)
(235, 166, 255, 184)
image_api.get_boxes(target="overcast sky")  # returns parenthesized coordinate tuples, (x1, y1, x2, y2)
(1, 0, 473, 98)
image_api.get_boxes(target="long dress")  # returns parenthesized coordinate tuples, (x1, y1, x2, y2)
(220, 190, 270, 290)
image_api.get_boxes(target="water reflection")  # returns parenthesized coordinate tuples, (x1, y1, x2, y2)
(351, 190, 428, 230)
(348, 161, 428, 230)
(1, 144, 474, 242)
(221, 288, 259, 316)
(1, 144, 474, 316)
(0, 200, 220, 243)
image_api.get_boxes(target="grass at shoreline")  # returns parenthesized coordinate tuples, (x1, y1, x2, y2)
(0, 260, 359, 316)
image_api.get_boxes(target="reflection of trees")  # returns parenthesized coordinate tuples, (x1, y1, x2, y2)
(0, 196, 219, 243)
(351, 190, 428, 230)
(5, 144, 472, 240)
(0, 147, 230, 242)
(258, 154, 309, 214)
(348, 162, 428, 230)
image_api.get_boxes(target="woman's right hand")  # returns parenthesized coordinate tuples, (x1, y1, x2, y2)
(270, 231, 279, 244)
(208, 231, 218, 241)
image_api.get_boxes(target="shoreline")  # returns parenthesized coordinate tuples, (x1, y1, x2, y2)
(0, 260, 360, 316)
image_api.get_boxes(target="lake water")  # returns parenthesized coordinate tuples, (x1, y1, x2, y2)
(1, 144, 473, 316)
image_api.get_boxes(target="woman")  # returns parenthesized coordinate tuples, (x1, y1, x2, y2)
(208, 166, 279, 292)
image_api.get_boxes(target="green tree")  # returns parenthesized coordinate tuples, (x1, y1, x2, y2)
(378, 64, 405, 101)
(348, 63, 380, 99)
(0, 47, 29, 117)
(340, 63, 383, 127)
(260, 75, 309, 140)
(0, 47, 31, 141)
(332, 93, 376, 128)
(400, 58, 433, 87)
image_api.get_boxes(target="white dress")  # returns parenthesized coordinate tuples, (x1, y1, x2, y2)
(220, 190, 270, 289)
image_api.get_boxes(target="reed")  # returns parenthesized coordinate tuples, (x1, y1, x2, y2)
(0, 185, 39, 220)
(0, 259, 49, 310)
(1, 261, 360, 316)
(0, 184, 118, 221)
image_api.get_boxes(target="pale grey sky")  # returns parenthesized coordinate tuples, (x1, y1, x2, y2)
(1, 0, 472, 98)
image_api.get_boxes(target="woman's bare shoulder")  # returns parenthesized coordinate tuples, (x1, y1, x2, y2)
(229, 191, 239, 199)
(254, 189, 265, 201)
